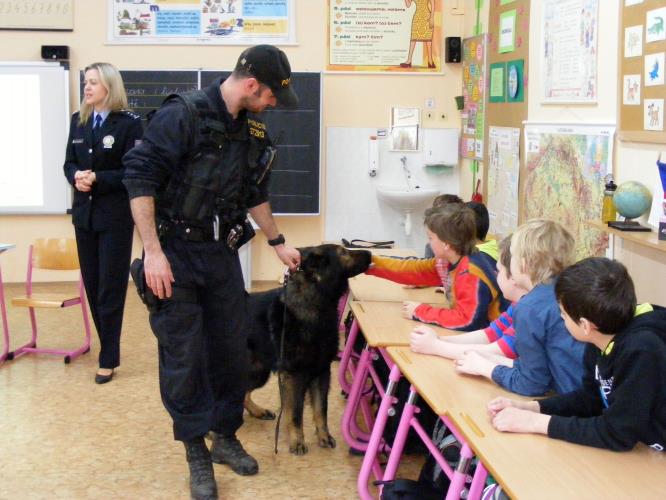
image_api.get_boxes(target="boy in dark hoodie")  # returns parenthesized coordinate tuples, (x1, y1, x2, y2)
(486, 257, 666, 452)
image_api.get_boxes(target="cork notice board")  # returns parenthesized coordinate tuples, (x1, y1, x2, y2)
(618, 0, 666, 144)
(484, 0, 530, 223)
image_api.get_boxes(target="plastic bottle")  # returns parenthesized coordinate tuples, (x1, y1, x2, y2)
(602, 177, 617, 223)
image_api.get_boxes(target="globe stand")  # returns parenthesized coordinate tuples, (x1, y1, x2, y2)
(608, 219, 651, 232)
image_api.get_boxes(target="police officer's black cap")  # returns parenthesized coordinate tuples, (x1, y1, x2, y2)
(236, 44, 299, 108)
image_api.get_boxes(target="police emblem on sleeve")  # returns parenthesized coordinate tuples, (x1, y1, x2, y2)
(103, 135, 115, 149)
(248, 118, 266, 139)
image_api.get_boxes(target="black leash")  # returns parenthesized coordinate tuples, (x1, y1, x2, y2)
(274, 267, 292, 454)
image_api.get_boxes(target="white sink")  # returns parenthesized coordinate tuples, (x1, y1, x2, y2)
(376, 186, 440, 212)
(376, 186, 440, 236)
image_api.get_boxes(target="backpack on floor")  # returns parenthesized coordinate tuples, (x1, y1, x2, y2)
(377, 479, 443, 500)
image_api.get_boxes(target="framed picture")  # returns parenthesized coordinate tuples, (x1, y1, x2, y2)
(0, 1, 73, 31)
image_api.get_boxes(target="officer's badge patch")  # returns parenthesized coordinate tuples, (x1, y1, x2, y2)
(103, 135, 115, 149)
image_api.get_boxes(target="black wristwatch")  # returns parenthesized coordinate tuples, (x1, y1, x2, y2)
(267, 233, 285, 246)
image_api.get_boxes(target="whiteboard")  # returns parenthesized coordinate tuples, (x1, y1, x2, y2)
(0, 62, 70, 214)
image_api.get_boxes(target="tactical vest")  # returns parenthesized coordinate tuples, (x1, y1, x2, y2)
(156, 90, 274, 230)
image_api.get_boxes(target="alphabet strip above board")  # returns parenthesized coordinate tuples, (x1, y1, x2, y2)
(78, 70, 321, 215)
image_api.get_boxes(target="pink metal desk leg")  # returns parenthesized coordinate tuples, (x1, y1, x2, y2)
(337, 290, 349, 332)
(381, 388, 419, 482)
(338, 316, 360, 394)
(0, 265, 9, 363)
(467, 461, 488, 500)
(357, 363, 402, 500)
(341, 346, 373, 450)
(445, 443, 475, 500)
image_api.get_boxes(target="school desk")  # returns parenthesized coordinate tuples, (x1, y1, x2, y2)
(348, 273, 445, 303)
(338, 300, 451, 398)
(386, 346, 666, 500)
(336, 248, 425, 344)
(339, 301, 454, 467)
(0, 243, 15, 363)
(337, 287, 448, 393)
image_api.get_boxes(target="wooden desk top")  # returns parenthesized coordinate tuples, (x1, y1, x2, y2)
(350, 301, 454, 347)
(585, 219, 666, 253)
(348, 274, 447, 304)
(386, 346, 666, 499)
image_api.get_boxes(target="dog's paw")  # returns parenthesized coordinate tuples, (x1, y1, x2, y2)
(257, 409, 276, 420)
(289, 442, 309, 455)
(318, 434, 337, 449)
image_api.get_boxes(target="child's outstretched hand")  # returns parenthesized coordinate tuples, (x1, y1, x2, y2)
(410, 325, 438, 354)
(401, 301, 421, 319)
(454, 351, 495, 378)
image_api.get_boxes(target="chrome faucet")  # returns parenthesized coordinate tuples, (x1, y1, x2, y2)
(400, 156, 413, 191)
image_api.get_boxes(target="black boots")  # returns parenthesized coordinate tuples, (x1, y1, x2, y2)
(210, 433, 259, 476)
(184, 438, 218, 500)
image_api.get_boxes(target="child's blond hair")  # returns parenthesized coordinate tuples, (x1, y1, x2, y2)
(511, 219, 575, 285)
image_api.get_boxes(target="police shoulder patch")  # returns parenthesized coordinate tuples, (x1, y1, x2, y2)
(120, 109, 141, 120)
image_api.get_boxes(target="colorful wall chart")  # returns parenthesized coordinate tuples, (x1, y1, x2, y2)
(327, 0, 443, 73)
(108, 0, 295, 45)
(541, 0, 599, 103)
(523, 124, 615, 259)
(460, 34, 487, 160)
(487, 127, 520, 238)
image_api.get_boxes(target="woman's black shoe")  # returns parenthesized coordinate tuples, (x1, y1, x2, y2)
(94, 370, 114, 384)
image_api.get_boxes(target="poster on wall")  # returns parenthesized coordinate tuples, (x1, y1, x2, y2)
(541, 0, 598, 103)
(0, 0, 73, 30)
(327, 0, 443, 73)
(487, 127, 520, 238)
(523, 123, 615, 259)
(460, 34, 487, 160)
(107, 0, 295, 45)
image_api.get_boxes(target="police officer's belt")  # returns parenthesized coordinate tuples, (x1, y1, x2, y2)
(158, 219, 222, 242)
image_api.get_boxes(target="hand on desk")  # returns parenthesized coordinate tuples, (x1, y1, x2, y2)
(410, 325, 440, 354)
(401, 300, 421, 319)
(487, 397, 549, 435)
(454, 350, 497, 378)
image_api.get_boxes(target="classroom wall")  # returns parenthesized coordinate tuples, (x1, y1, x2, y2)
(527, 0, 666, 305)
(0, 0, 465, 283)
(1, 0, 664, 302)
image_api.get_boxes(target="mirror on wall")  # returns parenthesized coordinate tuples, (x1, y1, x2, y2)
(390, 107, 421, 151)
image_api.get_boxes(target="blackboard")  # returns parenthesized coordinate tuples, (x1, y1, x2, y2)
(79, 69, 320, 215)
(79, 70, 199, 121)
(201, 71, 321, 214)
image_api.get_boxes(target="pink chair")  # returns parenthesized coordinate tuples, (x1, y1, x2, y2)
(9, 238, 92, 363)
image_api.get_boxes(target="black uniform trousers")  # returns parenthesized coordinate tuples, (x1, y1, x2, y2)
(149, 237, 249, 442)
(75, 225, 134, 369)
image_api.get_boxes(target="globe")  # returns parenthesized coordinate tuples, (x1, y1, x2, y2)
(613, 181, 653, 219)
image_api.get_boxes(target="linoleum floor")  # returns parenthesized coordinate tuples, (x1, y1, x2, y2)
(0, 282, 421, 499)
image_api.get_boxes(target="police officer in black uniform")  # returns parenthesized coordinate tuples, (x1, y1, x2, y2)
(122, 46, 300, 500)
(64, 62, 143, 384)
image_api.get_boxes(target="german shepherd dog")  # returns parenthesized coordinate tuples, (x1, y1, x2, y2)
(244, 244, 372, 455)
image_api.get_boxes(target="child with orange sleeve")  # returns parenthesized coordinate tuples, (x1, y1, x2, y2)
(410, 234, 527, 359)
(367, 204, 508, 331)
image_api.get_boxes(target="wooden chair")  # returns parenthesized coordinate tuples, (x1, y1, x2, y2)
(10, 238, 92, 363)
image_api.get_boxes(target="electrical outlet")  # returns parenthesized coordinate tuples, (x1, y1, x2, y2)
(425, 97, 436, 109)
